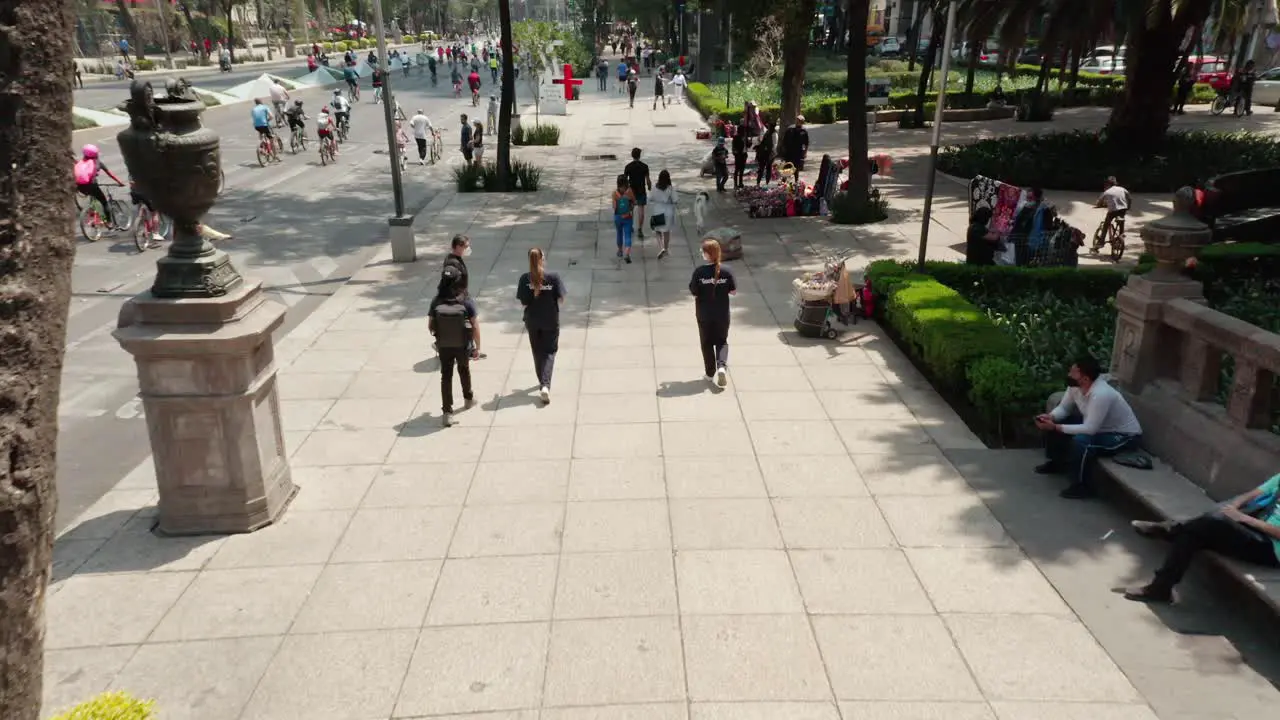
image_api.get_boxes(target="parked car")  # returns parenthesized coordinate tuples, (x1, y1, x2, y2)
(1251, 67, 1280, 106)
(1017, 46, 1044, 66)
(1080, 56, 1126, 76)
(1186, 55, 1231, 91)
(876, 37, 903, 57)
(977, 45, 1001, 66)
(1087, 44, 1127, 60)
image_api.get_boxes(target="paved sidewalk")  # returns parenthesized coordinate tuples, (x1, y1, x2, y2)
(43, 85, 1231, 719)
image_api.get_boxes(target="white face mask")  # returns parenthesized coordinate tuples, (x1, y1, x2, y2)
(703, 254, 712, 264)
(462, 246, 472, 257)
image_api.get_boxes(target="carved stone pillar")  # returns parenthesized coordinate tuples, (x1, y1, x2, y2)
(1179, 335, 1221, 401)
(1109, 187, 1210, 392)
(1227, 358, 1275, 429)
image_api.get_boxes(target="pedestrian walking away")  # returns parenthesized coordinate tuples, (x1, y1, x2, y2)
(652, 71, 666, 109)
(459, 114, 473, 164)
(443, 234, 471, 296)
(624, 148, 651, 240)
(732, 127, 749, 189)
(711, 138, 730, 192)
(409, 109, 434, 164)
(648, 170, 677, 259)
(613, 174, 637, 264)
(690, 239, 737, 388)
(517, 247, 566, 405)
(430, 265, 481, 427)
(756, 122, 776, 185)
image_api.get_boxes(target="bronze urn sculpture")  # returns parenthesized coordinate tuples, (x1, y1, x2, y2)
(117, 79, 242, 298)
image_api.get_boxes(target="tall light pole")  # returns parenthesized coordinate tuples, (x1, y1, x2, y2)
(373, 0, 414, 261)
(915, 0, 956, 271)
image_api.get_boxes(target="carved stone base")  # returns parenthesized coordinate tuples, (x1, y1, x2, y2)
(1110, 273, 1206, 391)
(113, 281, 295, 535)
(152, 245, 244, 299)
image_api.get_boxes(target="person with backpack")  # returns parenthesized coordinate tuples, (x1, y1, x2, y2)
(430, 265, 480, 427)
(517, 247, 566, 405)
(689, 238, 737, 388)
(74, 144, 125, 229)
(612, 174, 637, 263)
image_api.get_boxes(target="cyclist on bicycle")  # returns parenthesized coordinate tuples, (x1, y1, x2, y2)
(331, 89, 351, 133)
(74, 144, 124, 228)
(1096, 176, 1131, 228)
(468, 68, 482, 103)
(451, 64, 463, 95)
(371, 67, 384, 103)
(284, 99, 307, 137)
(317, 105, 336, 155)
(251, 98, 275, 145)
(342, 64, 359, 96)
(268, 79, 290, 125)
(428, 53, 438, 82)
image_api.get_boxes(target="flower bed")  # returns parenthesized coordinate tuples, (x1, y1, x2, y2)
(937, 130, 1280, 193)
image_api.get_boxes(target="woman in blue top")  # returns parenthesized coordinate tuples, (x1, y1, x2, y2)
(612, 174, 636, 263)
(516, 247, 565, 404)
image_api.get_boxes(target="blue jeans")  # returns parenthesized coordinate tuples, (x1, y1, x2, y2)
(1045, 413, 1141, 489)
(614, 215, 632, 253)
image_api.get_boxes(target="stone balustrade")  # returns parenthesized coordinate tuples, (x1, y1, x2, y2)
(1110, 187, 1280, 500)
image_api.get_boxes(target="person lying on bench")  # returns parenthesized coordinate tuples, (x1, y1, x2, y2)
(1125, 474, 1280, 603)
(1034, 355, 1143, 499)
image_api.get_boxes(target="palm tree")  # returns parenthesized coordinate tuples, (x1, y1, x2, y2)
(497, 0, 515, 189)
(1, 2, 76, 719)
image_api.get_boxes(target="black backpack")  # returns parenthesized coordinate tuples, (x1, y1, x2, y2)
(434, 300, 469, 348)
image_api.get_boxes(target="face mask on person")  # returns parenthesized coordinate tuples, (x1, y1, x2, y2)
(703, 253, 712, 264)
(463, 246, 472, 257)
(1064, 376, 1079, 387)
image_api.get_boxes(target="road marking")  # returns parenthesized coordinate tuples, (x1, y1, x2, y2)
(115, 397, 145, 420)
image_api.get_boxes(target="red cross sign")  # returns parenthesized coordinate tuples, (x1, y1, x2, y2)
(551, 63, 583, 100)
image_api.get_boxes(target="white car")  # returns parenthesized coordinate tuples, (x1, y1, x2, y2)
(1250, 67, 1280, 106)
(1088, 44, 1127, 60)
(1079, 57, 1126, 76)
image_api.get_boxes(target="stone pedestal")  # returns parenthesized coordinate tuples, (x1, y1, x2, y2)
(1109, 187, 1211, 393)
(390, 215, 417, 263)
(113, 281, 296, 535)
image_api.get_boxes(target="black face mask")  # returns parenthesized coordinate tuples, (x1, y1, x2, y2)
(1064, 376, 1080, 388)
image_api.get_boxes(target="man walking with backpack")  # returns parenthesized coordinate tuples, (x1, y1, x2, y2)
(430, 266, 481, 427)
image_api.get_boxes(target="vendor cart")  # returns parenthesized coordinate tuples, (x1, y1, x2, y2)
(792, 256, 860, 339)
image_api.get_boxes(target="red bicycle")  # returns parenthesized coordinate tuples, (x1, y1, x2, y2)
(132, 201, 172, 252)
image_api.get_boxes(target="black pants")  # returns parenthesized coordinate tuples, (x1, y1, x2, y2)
(756, 156, 772, 185)
(697, 319, 729, 377)
(598, 75, 606, 90)
(1151, 512, 1280, 591)
(439, 347, 473, 413)
(714, 164, 728, 192)
(415, 137, 427, 159)
(528, 325, 559, 388)
(77, 183, 113, 224)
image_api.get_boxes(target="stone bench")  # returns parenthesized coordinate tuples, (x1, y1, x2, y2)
(1097, 457, 1280, 614)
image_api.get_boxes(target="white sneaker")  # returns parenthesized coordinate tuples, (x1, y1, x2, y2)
(442, 412, 454, 427)
(419, 158, 425, 165)
(706, 375, 717, 387)
(716, 368, 727, 388)
(539, 386, 550, 404)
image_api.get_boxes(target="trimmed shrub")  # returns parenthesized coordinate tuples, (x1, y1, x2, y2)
(871, 260, 1126, 304)
(936, 129, 1280, 192)
(50, 692, 155, 720)
(73, 115, 98, 130)
(454, 160, 543, 192)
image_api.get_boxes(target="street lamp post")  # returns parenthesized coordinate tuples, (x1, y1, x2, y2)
(915, 0, 957, 270)
(373, 0, 416, 261)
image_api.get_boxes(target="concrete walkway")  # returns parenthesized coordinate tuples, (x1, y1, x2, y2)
(43, 79, 1276, 719)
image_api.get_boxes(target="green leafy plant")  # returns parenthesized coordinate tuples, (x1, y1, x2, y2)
(513, 124, 560, 146)
(452, 163, 485, 192)
(51, 691, 155, 720)
(455, 160, 543, 192)
(73, 115, 99, 130)
(829, 190, 888, 225)
(513, 159, 543, 190)
(937, 129, 1280, 192)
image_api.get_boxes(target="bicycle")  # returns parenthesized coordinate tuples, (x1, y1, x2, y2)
(289, 124, 308, 154)
(272, 103, 286, 128)
(471, 88, 480, 106)
(1210, 89, 1244, 117)
(347, 83, 360, 103)
(374, 86, 383, 104)
(1090, 213, 1127, 262)
(453, 81, 462, 98)
(336, 116, 350, 144)
(319, 133, 338, 166)
(78, 184, 129, 242)
(429, 129, 443, 165)
(256, 130, 282, 166)
(133, 202, 172, 252)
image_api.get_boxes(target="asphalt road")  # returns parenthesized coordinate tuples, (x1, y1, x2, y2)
(59, 64, 483, 531)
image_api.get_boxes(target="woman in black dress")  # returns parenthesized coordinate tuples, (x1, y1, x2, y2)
(517, 247, 566, 404)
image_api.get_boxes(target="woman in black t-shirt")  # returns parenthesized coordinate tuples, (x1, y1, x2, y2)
(966, 206, 1000, 266)
(689, 238, 737, 388)
(516, 247, 565, 404)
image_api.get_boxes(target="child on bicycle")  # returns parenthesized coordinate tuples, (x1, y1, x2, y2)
(1096, 176, 1130, 228)
(74, 144, 124, 228)
(316, 106, 336, 154)
(467, 69, 482, 102)
(343, 65, 359, 97)
(331, 89, 351, 135)
(284, 99, 307, 137)
(371, 67, 384, 103)
(451, 65, 463, 95)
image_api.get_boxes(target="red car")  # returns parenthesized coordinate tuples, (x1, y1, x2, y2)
(1189, 55, 1232, 91)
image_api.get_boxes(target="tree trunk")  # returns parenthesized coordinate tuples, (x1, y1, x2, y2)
(846, 0, 871, 202)
(1068, 41, 1081, 88)
(911, 17, 942, 126)
(497, 0, 515, 189)
(115, 0, 145, 59)
(906, 0, 922, 72)
(0, 1, 75, 719)
(226, 2, 236, 61)
(1105, 18, 1181, 150)
(778, 0, 818, 128)
(963, 44, 978, 100)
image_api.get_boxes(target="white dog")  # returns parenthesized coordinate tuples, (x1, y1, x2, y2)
(693, 191, 710, 235)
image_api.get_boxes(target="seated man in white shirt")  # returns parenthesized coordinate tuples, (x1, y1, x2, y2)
(1034, 355, 1144, 499)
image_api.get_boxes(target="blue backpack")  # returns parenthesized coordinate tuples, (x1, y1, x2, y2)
(616, 193, 632, 216)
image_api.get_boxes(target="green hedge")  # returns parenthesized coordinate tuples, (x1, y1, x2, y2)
(937, 129, 1280, 192)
